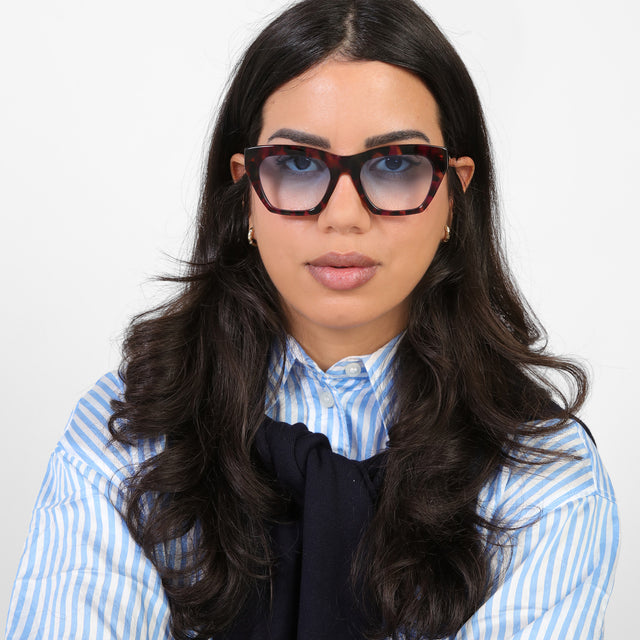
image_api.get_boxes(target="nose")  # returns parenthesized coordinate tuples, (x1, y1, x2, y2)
(316, 172, 372, 234)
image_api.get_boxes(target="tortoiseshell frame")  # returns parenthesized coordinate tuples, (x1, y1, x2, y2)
(243, 143, 449, 216)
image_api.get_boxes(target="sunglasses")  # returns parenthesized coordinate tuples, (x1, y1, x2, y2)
(243, 143, 450, 216)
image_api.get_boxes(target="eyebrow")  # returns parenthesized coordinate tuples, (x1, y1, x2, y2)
(267, 128, 331, 148)
(364, 130, 431, 147)
(266, 128, 431, 149)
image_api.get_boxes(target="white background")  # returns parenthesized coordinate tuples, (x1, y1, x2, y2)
(1, 1, 637, 636)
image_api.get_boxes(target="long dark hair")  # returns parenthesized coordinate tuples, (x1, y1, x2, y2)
(109, 1, 587, 638)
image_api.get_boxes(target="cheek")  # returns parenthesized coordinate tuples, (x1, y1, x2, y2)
(384, 199, 449, 281)
(390, 230, 439, 291)
(251, 205, 304, 286)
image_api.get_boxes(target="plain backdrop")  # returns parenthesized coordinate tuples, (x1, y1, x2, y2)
(1, 1, 637, 636)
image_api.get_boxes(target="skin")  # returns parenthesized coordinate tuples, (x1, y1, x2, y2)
(231, 59, 474, 370)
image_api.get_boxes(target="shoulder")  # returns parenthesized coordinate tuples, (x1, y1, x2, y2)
(7, 372, 173, 639)
(465, 419, 619, 638)
(480, 417, 617, 526)
(54, 371, 166, 498)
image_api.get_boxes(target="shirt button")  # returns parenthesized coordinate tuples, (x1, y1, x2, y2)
(319, 389, 335, 408)
(345, 362, 362, 376)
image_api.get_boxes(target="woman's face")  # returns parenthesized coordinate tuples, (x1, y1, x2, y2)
(231, 59, 473, 368)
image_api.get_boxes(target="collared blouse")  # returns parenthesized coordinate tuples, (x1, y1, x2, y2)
(6, 343, 619, 638)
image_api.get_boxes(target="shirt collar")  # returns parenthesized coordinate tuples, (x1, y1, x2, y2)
(266, 333, 403, 410)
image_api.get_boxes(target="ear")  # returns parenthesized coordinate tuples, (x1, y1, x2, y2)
(450, 156, 475, 192)
(230, 152, 246, 183)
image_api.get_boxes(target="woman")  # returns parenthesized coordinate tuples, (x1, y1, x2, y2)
(6, 0, 619, 638)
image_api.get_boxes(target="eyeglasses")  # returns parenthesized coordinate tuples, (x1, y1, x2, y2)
(243, 143, 450, 216)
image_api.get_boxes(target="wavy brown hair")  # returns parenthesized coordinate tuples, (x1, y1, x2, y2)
(108, 1, 587, 638)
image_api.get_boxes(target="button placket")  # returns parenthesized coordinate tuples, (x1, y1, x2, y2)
(319, 389, 335, 408)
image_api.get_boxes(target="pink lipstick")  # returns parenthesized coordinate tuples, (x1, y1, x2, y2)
(306, 252, 378, 291)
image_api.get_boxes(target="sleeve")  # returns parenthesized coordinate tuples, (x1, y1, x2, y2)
(5, 382, 173, 640)
(453, 425, 620, 640)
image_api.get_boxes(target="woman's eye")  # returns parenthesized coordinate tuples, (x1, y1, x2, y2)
(276, 155, 319, 172)
(372, 155, 417, 173)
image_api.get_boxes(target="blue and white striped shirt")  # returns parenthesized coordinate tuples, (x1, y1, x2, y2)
(6, 343, 619, 639)
(265, 335, 400, 460)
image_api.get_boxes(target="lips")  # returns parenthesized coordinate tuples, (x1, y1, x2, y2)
(308, 252, 377, 268)
(306, 252, 378, 290)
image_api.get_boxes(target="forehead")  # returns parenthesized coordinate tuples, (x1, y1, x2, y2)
(258, 59, 443, 151)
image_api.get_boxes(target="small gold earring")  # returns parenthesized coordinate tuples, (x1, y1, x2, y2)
(443, 225, 451, 243)
(248, 226, 257, 246)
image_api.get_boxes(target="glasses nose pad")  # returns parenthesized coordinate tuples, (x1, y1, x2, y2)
(318, 166, 372, 220)
(330, 169, 366, 205)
